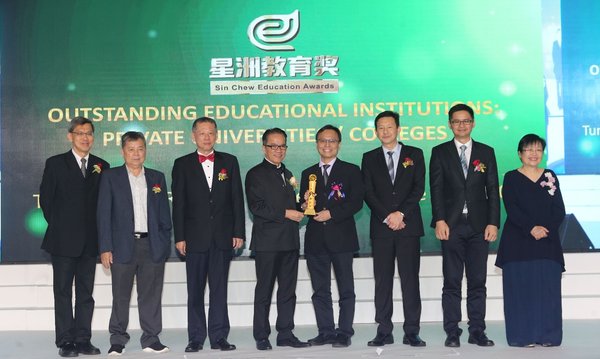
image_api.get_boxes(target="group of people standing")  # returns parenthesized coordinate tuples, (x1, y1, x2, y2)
(39, 103, 566, 357)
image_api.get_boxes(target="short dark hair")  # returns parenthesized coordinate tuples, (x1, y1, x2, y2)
(448, 103, 474, 121)
(262, 128, 287, 145)
(121, 131, 146, 148)
(192, 117, 217, 131)
(68, 117, 94, 133)
(316, 124, 342, 142)
(374, 111, 399, 128)
(518, 133, 546, 152)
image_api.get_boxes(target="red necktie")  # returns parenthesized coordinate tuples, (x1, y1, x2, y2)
(199, 153, 214, 163)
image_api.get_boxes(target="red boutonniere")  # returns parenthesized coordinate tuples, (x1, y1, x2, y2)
(92, 163, 102, 174)
(152, 184, 161, 194)
(473, 159, 486, 173)
(402, 157, 414, 168)
(328, 182, 346, 201)
(218, 168, 228, 181)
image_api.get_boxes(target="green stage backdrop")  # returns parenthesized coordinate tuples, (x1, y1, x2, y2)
(1, 0, 544, 262)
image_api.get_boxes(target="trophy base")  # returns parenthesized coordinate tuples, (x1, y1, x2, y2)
(304, 209, 316, 216)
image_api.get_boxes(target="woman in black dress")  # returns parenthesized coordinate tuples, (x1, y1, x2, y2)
(495, 134, 566, 347)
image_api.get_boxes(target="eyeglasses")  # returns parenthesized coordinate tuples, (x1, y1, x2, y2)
(450, 120, 474, 125)
(317, 139, 339, 145)
(71, 131, 94, 137)
(264, 144, 288, 151)
(522, 148, 543, 154)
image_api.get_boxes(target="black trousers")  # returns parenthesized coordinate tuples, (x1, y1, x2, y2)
(109, 238, 165, 348)
(51, 254, 97, 347)
(371, 235, 422, 336)
(253, 250, 299, 341)
(441, 221, 489, 335)
(306, 251, 355, 337)
(186, 246, 232, 345)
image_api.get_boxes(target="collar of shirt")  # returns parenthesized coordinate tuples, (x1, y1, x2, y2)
(71, 149, 89, 167)
(319, 158, 337, 175)
(453, 138, 473, 152)
(197, 150, 215, 157)
(381, 143, 402, 165)
(126, 165, 145, 178)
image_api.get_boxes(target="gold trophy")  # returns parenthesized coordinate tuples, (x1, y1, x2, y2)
(304, 174, 317, 215)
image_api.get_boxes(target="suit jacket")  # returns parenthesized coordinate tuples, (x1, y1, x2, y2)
(40, 151, 110, 257)
(362, 143, 425, 238)
(429, 139, 500, 232)
(97, 165, 172, 264)
(300, 159, 364, 254)
(245, 159, 300, 252)
(171, 151, 245, 252)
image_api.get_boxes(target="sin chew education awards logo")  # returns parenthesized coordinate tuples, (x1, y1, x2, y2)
(209, 10, 340, 96)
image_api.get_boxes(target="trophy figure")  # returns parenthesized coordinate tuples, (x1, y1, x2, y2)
(304, 174, 317, 215)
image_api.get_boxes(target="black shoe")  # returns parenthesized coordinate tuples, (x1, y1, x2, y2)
(142, 341, 169, 353)
(468, 331, 494, 347)
(332, 334, 351, 348)
(256, 339, 272, 350)
(76, 341, 100, 355)
(184, 341, 203, 352)
(107, 344, 124, 356)
(403, 334, 426, 347)
(211, 338, 236, 351)
(445, 328, 463, 348)
(308, 334, 337, 346)
(367, 333, 394, 347)
(59, 342, 78, 357)
(276, 336, 311, 348)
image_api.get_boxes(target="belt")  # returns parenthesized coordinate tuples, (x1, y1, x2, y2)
(134, 232, 148, 239)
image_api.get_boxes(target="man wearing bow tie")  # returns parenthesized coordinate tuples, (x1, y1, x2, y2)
(171, 117, 245, 352)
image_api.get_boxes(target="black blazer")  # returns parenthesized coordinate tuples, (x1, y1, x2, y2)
(362, 143, 425, 238)
(97, 165, 172, 263)
(171, 151, 245, 252)
(40, 151, 110, 257)
(429, 140, 500, 231)
(300, 159, 364, 254)
(245, 159, 300, 252)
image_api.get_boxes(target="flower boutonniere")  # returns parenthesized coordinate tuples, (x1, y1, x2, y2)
(328, 182, 346, 201)
(288, 176, 298, 190)
(152, 184, 161, 194)
(540, 171, 557, 196)
(473, 159, 486, 173)
(402, 157, 414, 168)
(218, 168, 228, 181)
(92, 163, 102, 174)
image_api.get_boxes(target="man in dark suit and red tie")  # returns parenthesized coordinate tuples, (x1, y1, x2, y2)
(40, 116, 109, 357)
(245, 128, 310, 351)
(97, 131, 172, 355)
(429, 103, 500, 348)
(361, 111, 427, 348)
(171, 117, 245, 352)
(299, 125, 364, 348)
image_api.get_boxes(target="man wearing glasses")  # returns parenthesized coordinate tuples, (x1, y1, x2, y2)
(245, 128, 310, 351)
(299, 125, 364, 348)
(429, 103, 500, 348)
(40, 116, 109, 357)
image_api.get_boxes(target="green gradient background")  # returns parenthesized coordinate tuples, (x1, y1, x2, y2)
(2, 0, 544, 261)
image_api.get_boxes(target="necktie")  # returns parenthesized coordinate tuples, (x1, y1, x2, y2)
(459, 145, 468, 178)
(80, 158, 87, 178)
(322, 164, 330, 185)
(387, 151, 395, 183)
(199, 153, 214, 163)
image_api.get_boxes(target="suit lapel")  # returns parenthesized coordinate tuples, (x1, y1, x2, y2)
(445, 141, 466, 182)
(117, 166, 134, 209)
(191, 152, 211, 191)
(65, 151, 86, 180)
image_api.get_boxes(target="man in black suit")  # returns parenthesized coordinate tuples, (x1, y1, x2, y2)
(429, 103, 500, 348)
(97, 132, 172, 355)
(171, 117, 244, 352)
(361, 111, 427, 348)
(245, 128, 310, 351)
(40, 116, 109, 357)
(299, 125, 364, 348)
